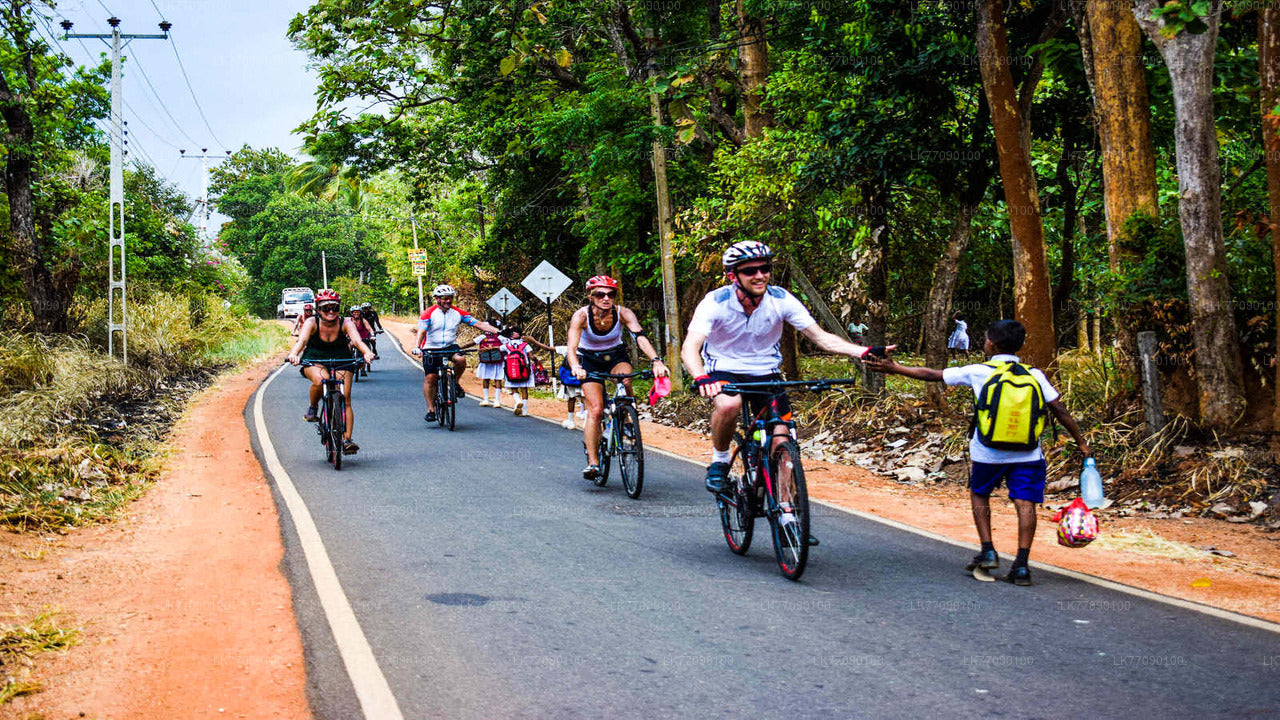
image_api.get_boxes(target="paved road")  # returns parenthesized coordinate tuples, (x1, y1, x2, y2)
(250, 350, 1280, 719)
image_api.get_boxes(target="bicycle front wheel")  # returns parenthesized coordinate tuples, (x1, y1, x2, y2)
(719, 433, 755, 555)
(767, 440, 809, 580)
(436, 379, 448, 427)
(444, 380, 457, 431)
(330, 393, 347, 471)
(595, 419, 611, 487)
(617, 404, 644, 499)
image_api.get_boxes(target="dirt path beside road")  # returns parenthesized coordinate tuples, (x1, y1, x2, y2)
(0, 353, 311, 720)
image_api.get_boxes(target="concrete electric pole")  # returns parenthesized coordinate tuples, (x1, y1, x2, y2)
(180, 148, 232, 244)
(62, 17, 171, 363)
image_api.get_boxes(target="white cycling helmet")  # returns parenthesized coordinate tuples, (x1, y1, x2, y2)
(432, 284, 456, 297)
(722, 240, 773, 270)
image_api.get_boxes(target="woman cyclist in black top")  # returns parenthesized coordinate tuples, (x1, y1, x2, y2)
(288, 289, 375, 454)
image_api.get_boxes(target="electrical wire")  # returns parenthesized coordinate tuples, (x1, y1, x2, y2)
(124, 99, 182, 149)
(128, 52, 202, 146)
(166, 31, 227, 150)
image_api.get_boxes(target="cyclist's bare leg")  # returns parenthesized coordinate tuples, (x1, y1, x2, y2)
(339, 370, 355, 441)
(423, 372, 438, 413)
(582, 381, 606, 466)
(451, 355, 467, 383)
(709, 392, 742, 453)
(613, 361, 634, 396)
(303, 366, 329, 407)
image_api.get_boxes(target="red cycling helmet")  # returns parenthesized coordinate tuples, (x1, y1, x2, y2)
(315, 289, 340, 305)
(585, 275, 619, 292)
(303, 303, 314, 310)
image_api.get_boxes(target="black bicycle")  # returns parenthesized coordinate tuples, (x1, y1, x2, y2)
(421, 348, 473, 431)
(715, 378, 860, 581)
(584, 369, 652, 499)
(299, 359, 364, 470)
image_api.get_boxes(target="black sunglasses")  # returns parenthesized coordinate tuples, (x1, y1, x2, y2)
(592, 290, 617, 299)
(318, 304, 340, 312)
(735, 263, 772, 277)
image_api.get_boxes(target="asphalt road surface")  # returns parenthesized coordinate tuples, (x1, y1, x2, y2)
(250, 351, 1280, 720)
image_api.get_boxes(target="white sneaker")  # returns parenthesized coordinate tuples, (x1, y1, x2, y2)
(513, 403, 526, 417)
(561, 418, 576, 429)
(479, 399, 492, 407)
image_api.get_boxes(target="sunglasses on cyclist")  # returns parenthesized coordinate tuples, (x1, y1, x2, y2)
(592, 290, 617, 299)
(735, 263, 772, 277)
(318, 304, 340, 312)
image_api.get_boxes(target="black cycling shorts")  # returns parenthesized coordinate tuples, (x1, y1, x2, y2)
(708, 371, 792, 419)
(421, 343, 461, 376)
(577, 345, 631, 384)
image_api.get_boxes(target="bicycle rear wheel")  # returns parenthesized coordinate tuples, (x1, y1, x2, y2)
(617, 404, 644, 499)
(718, 433, 755, 555)
(767, 440, 808, 580)
(330, 393, 346, 471)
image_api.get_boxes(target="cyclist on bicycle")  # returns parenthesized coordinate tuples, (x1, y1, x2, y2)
(361, 302, 383, 359)
(567, 275, 669, 479)
(681, 241, 889, 499)
(349, 306, 375, 376)
(290, 304, 314, 336)
(411, 284, 501, 422)
(288, 289, 376, 455)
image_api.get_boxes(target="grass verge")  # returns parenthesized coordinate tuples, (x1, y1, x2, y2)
(0, 609, 81, 704)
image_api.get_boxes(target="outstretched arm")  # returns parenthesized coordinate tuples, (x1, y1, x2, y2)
(863, 356, 944, 382)
(620, 307, 668, 377)
(287, 319, 314, 364)
(567, 310, 587, 377)
(1048, 400, 1091, 457)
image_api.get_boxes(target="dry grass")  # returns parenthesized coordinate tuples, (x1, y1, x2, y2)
(0, 609, 81, 705)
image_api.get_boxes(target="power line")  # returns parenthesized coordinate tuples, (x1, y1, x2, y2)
(129, 52, 202, 146)
(124, 99, 182, 149)
(167, 31, 227, 150)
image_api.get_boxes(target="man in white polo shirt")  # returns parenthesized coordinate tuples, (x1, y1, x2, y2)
(681, 241, 889, 504)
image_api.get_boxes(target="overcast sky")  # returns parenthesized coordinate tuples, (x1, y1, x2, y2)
(46, 0, 321, 233)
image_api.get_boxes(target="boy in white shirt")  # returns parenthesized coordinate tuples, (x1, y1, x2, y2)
(868, 319, 1090, 586)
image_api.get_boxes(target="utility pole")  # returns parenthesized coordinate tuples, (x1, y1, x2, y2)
(322, 251, 329, 288)
(62, 17, 171, 363)
(179, 148, 231, 244)
(410, 216, 424, 313)
(645, 31, 683, 390)
(476, 196, 486, 242)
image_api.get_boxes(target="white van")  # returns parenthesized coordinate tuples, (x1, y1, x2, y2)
(277, 287, 315, 319)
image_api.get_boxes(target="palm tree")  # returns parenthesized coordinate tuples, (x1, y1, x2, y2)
(286, 158, 371, 212)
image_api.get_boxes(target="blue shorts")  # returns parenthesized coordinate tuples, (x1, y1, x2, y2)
(969, 460, 1047, 503)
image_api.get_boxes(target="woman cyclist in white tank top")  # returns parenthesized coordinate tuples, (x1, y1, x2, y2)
(566, 275, 669, 480)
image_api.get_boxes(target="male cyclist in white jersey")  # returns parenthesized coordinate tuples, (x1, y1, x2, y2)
(566, 275, 669, 479)
(682, 241, 892, 517)
(411, 284, 502, 422)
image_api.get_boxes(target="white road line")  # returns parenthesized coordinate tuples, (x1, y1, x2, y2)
(252, 364, 406, 720)
(387, 326, 1280, 635)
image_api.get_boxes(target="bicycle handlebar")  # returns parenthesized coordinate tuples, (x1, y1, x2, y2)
(418, 348, 476, 356)
(721, 378, 861, 395)
(298, 359, 366, 371)
(584, 369, 654, 381)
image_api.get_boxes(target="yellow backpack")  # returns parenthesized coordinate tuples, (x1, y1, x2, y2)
(971, 361, 1048, 451)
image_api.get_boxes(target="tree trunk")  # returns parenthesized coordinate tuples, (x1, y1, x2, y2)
(860, 183, 889, 393)
(976, 0, 1056, 369)
(1052, 128, 1081, 336)
(1135, 0, 1246, 430)
(924, 201, 977, 405)
(0, 9, 71, 334)
(737, 1, 773, 138)
(1086, 0, 1157, 374)
(1088, 0, 1159, 262)
(1260, 4, 1280, 440)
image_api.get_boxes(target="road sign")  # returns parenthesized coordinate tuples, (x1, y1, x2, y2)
(486, 287, 522, 317)
(521, 260, 573, 304)
(407, 249, 428, 276)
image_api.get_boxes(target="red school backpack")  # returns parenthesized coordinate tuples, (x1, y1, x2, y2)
(478, 333, 504, 364)
(504, 341, 531, 382)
